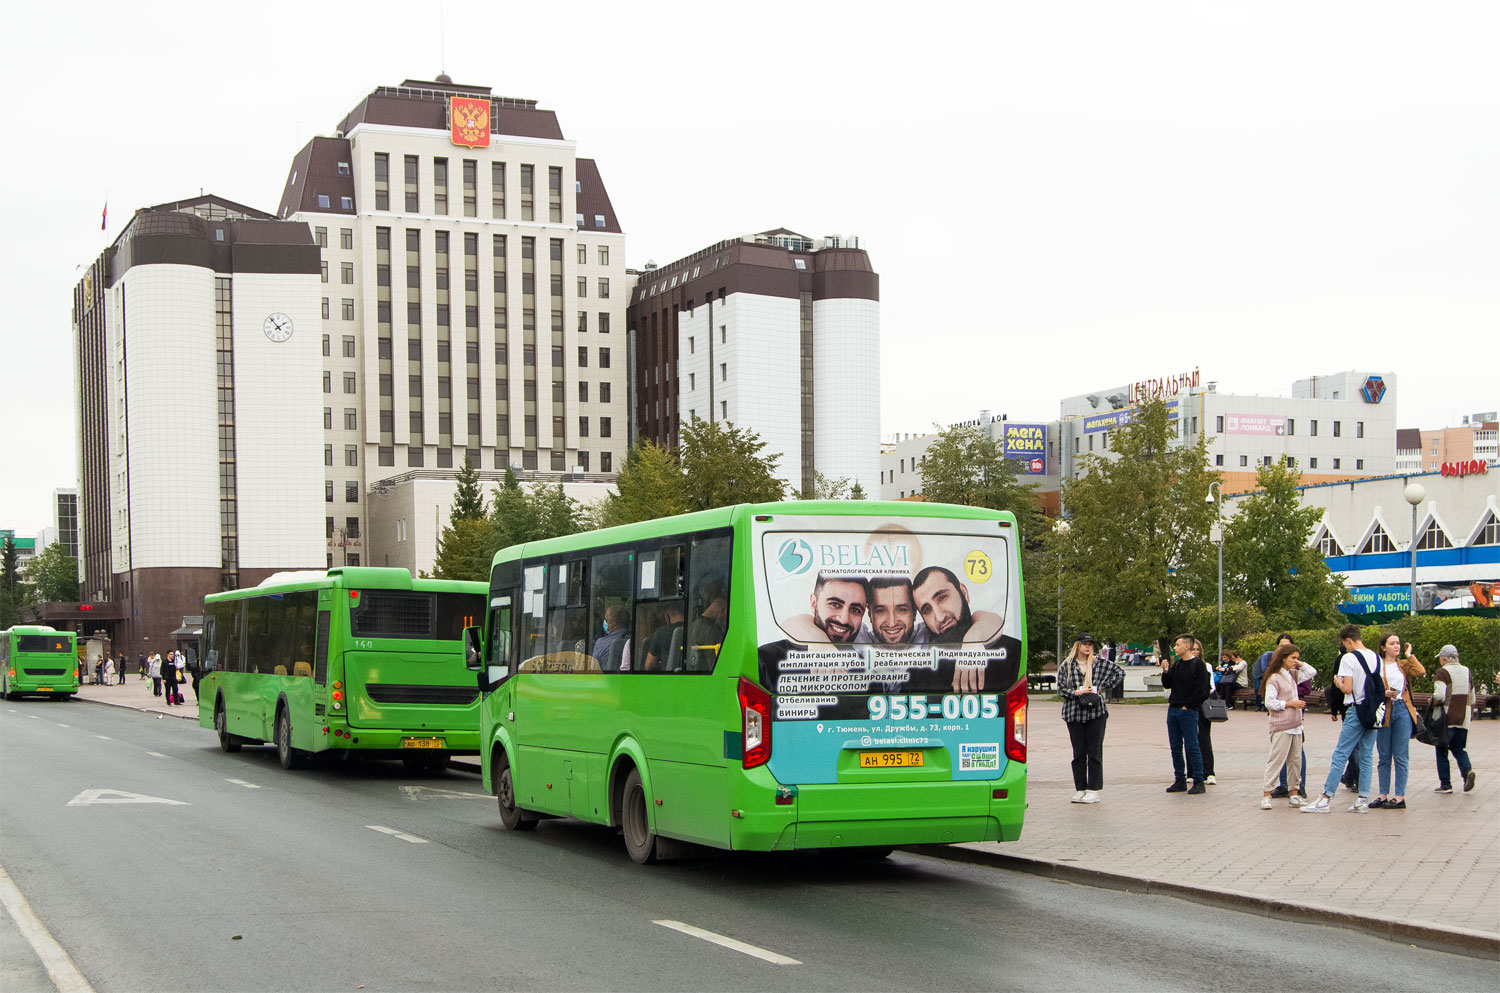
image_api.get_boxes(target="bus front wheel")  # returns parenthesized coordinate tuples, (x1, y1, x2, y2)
(215, 703, 241, 753)
(621, 768, 658, 865)
(495, 752, 537, 831)
(274, 709, 303, 770)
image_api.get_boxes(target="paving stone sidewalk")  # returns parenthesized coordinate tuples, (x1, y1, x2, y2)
(958, 698, 1499, 939)
(68, 676, 1498, 938)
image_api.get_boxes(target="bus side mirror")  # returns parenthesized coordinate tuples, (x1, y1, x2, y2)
(464, 626, 483, 671)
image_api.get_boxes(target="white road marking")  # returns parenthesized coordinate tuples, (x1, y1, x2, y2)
(366, 825, 428, 844)
(225, 779, 262, 789)
(653, 920, 802, 965)
(0, 862, 97, 993)
(146, 752, 167, 758)
(27, 714, 39, 719)
(399, 785, 488, 801)
(5, 709, 16, 712)
(66, 789, 189, 807)
(93, 735, 111, 741)
(54, 724, 71, 728)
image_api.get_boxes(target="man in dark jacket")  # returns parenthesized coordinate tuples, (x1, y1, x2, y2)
(1160, 633, 1210, 794)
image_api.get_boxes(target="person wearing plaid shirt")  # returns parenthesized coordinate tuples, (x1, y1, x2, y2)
(1058, 633, 1125, 803)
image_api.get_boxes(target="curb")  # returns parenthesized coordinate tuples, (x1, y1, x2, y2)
(902, 845, 1500, 960)
(73, 694, 199, 721)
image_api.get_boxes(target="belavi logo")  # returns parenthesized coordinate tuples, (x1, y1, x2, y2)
(776, 539, 814, 576)
(1360, 375, 1387, 404)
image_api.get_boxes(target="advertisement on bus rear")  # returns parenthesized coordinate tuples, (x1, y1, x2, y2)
(754, 517, 1022, 783)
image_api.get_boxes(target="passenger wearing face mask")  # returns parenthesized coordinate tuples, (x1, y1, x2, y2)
(592, 605, 632, 672)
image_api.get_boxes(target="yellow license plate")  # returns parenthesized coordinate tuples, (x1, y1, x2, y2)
(37, 687, 53, 692)
(402, 737, 446, 749)
(859, 750, 924, 768)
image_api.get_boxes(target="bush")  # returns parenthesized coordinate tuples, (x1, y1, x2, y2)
(1233, 616, 1499, 695)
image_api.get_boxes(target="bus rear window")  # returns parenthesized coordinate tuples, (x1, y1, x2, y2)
(17, 636, 71, 653)
(350, 591, 485, 640)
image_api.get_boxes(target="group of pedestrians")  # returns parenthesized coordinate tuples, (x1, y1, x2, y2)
(146, 651, 190, 705)
(1055, 625, 1480, 808)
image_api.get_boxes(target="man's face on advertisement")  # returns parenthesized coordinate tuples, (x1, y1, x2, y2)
(914, 574, 972, 640)
(869, 584, 915, 645)
(810, 580, 867, 643)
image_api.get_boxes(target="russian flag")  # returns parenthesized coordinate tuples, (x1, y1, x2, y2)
(100, 202, 107, 231)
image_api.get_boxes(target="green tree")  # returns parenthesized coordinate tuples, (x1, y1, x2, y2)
(679, 416, 788, 511)
(800, 470, 850, 501)
(1221, 457, 1347, 630)
(490, 470, 583, 549)
(449, 456, 487, 523)
(22, 542, 79, 603)
(848, 481, 868, 500)
(0, 535, 22, 627)
(599, 442, 689, 528)
(1058, 399, 1219, 649)
(919, 424, 1044, 542)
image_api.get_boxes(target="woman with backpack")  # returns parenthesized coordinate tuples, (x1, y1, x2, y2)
(1260, 641, 1316, 807)
(1371, 632, 1423, 809)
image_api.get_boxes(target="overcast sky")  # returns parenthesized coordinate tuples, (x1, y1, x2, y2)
(2, 1, 1495, 535)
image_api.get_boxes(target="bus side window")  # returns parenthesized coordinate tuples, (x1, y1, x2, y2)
(487, 594, 514, 684)
(686, 533, 732, 673)
(589, 550, 634, 672)
(312, 610, 331, 684)
(520, 566, 546, 663)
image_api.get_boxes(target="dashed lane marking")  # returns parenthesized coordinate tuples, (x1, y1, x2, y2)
(0, 862, 97, 993)
(27, 715, 39, 719)
(93, 735, 111, 741)
(225, 779, 262, 789)
(366, 825, 428, 844)
(54, 723, 70, 728)
(146, 752, 167, 758)
(653, 920, 802, 965)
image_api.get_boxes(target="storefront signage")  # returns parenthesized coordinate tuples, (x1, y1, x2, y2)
(1084, 400, 1179, 434)
(1126, 368, 1201, 406)
(1339, 586, 1411, 614)
(1225, 414, 1286, 437)
(1001, 423, 1047, 475)
(449, 96, 491, 149)
(1440, 460, 1489, 477)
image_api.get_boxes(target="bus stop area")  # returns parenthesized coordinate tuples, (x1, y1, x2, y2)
(65, 678, 1498, 953)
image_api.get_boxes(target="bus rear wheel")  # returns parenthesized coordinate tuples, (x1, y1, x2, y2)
(494, 753, 537, 831)
(621, 768, 658, 865)
(274, 709, 303, 770)
(215, 703, 241, 752)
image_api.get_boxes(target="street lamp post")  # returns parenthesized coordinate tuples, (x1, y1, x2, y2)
(1405, 483, 1426, 616)
(1055, 518, 1070, 665)
(1206, 482, 1224, 661)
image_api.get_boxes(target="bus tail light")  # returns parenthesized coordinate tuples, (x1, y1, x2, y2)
(737, 678, 772, 769)
(1004, 680, 1027, 763)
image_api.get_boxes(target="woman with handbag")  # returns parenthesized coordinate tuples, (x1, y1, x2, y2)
(1371, 632, 1423, 809)
(1057, 633, 1124, 804)
(1198, 642, 1221, 785)
(1261, 642, 1315, 807)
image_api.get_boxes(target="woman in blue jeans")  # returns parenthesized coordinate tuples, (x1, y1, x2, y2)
(1372, 633, 1423, 809)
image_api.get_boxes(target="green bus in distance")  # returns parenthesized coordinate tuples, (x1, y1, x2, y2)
(198, 567, 486, 772)
(1, 626, 80, 699)
(465, 500, 1029, 863)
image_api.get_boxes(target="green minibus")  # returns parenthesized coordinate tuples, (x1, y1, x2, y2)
(1, 626, 79, 699)
(466, 500, 1029, 862)
(198, 568, 485, 772)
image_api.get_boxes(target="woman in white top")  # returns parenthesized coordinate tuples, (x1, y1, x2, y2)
(1261, 642, 1316, 807)
(1371, 631, 1423, 809)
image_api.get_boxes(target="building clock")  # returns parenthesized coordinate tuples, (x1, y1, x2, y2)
(263, 313, 294, 342)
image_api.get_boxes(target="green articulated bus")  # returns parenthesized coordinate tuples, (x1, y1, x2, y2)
(198, 568, 486, 772)
(1, 626, 80, 700)
(465, 500, 1029, 863)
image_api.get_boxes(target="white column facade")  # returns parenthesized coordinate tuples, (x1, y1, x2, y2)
(812, 297, 880, 494)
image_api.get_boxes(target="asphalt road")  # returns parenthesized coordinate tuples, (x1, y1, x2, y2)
(2, 700, 1495, 993)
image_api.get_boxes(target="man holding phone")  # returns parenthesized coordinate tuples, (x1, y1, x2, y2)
(1161, 633, 1210, 795)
